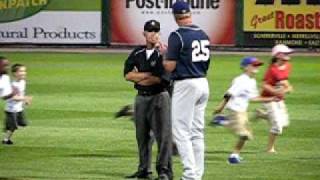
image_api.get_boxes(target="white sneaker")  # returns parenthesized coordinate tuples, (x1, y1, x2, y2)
(228, 154, 242, 164)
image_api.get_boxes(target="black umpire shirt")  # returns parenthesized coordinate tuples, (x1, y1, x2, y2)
(124, 46, 170, 93)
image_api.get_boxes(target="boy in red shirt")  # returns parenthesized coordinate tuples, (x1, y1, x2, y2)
(261, 44, 294, 153)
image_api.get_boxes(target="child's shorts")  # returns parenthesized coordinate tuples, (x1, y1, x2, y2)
(4, 111, 28, 131)
(225, 109, 253, 140)
(263, 100, 289, 135)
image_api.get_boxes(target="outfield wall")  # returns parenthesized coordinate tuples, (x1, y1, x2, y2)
(0, 0, 319, 47)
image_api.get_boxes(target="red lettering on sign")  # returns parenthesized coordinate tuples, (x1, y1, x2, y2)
(306, 14, 314, 29)
(296, 14, 305, 29)
(316, 12, 320, 29)
(286, 14, 294, 29)
(275, 11, 320, 30)
(275, 11, 285, 28)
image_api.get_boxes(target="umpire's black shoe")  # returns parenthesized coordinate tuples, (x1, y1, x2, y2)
(115, 105, 132, 118)
(156, 174, 170, 180)
(2, 140, 13, 145)
(125, 171, 152, 179)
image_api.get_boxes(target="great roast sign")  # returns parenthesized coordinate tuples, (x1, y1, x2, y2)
(243, 0, 320, 47)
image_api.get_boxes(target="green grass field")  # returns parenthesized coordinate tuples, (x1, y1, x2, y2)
(0, 52, 319, 180)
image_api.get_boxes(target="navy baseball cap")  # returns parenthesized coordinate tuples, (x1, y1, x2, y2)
(144, 20, 160, 32)
(172, 1, 191, 14)
(241, 57, 264, 67)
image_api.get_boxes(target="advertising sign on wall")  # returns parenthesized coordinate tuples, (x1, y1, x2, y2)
(110, 0, 235, 45)
(243, 0, 320, 47)
(0, 0, 102, 44)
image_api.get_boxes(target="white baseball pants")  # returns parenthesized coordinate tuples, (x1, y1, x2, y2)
(172, 78, 209, 180)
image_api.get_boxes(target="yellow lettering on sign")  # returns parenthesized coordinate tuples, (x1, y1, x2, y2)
(39, 0, 47, 6)
(0, 0, 48, 10)
(32, 0, 38, 5)
(0, 1, 8, 10)
(8, 0, 17, 8)
(26, 0, 30, 6)
(16, 0, 25, 8)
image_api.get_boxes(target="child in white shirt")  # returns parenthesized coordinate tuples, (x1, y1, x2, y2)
(214, 57, 276, 164)
(3, 64, 32, 145)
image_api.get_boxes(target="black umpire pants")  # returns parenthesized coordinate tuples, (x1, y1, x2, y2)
(134, 91, 173, 177)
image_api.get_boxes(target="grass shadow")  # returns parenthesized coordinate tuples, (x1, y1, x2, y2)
(65, 151, 136, 159)
(206, 150, 260, 155)
(0, 178, 20, 180)
(82, 171, 125, 179)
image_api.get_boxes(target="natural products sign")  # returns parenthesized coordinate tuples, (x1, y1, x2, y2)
(0, 0, 102, 44)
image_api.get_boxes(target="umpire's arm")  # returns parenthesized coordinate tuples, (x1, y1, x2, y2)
(125, 71, 152, 83)
(124, 50, 151, 83)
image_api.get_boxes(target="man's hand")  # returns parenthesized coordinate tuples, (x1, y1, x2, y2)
(156, 41, 168, 55)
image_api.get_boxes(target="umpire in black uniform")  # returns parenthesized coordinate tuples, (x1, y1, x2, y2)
(123, 20, 173, 180)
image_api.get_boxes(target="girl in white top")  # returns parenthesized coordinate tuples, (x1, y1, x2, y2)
(214, 57, 276, 164)
(3, 64, 32, 145)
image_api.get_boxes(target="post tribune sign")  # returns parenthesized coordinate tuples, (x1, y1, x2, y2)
(111, 0, 235, 45)
(243, 0, 320, 47)
(0, 0, 101, 44)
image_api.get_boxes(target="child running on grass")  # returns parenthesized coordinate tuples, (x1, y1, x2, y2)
(214, 57, 277, 164)
(260, 44, 294, 153)
(2, 64, 32, 145)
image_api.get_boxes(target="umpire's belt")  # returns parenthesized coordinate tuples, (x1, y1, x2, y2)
(138, 90, 164, 96)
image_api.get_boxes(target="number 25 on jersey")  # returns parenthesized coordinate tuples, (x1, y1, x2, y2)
(192, 40, 210, 62)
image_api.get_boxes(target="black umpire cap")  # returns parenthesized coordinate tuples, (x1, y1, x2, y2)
(144, 20, 160, 32)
